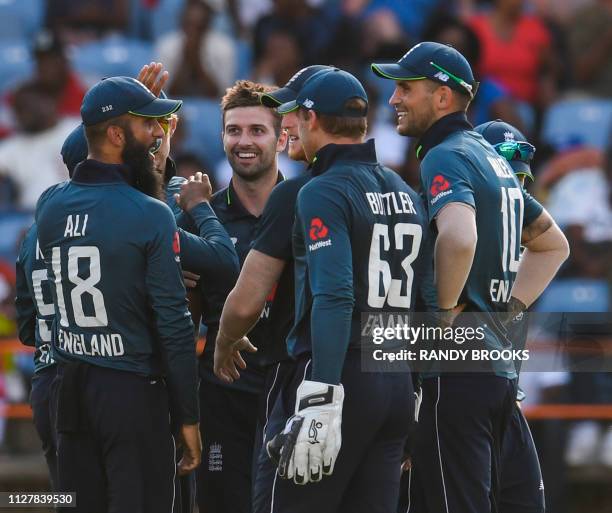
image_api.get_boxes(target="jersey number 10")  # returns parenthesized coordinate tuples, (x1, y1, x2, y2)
(500, 187, 524, 273)
(368, 222, 423, 309)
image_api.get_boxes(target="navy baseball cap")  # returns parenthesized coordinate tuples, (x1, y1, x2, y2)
(81, 76, 182, 126)
(371, 41, 478, 99)
(260, 65, 333, 107)
(474, 120, 535, 181)
(277, 68, 368, 117)
(61, 124, 88, 177)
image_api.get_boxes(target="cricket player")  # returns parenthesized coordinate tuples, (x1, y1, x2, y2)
(372, 42, 569, 513)
(212, 65, 331, 513)
(475, 119, 545, 513)
(260, 68, 428, 512)
(195, 80, 287, 513)
(36, 76, 201, 513)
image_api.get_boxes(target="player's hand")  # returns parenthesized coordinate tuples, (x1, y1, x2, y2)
(178, 423, 202, 475)
(500, 296, 527, 329)
(267, 380, 344, 485)
(183, 270, 200, 289)
(213, 332, 258, 383)
(137, 61, 169, 97)
(174, 172, 213, 212)
(436, 303, 466, 328)
(153, 114, 178, 174)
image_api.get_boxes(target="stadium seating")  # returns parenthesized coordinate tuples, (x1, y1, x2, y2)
(541, 99, 612, 150)
(0, 41, 34, 94)
(70, 35, 155, 85)
(0, 0, 44, 42)
(0, 210, 33, 262)
(179, 98, 225, 168)
(535, 278, 610, 313)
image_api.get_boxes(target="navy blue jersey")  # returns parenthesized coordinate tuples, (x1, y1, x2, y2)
(15, 223, 56, 373)
(251, 172, 312, 364)
(290, 141, 428, 384)
(35, 160, 198, 424)
(199, 176, 283, 393)
(418, 113, 543, 378)
(165, 176, 239, 283)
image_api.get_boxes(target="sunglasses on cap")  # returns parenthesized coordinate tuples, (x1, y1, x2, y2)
(493, 141, 536, 163)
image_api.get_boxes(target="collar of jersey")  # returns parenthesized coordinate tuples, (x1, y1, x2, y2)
(220, 171, 285, 220)
(71, 159, 136, 186)
(311, 139, 378, 177)
(415, 111, 472, 161)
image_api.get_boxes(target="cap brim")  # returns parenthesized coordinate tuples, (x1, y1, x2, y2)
(261, 88, 296, 108)
(276, 100, 300, 115)
(509, 160, 534, 181)
(129, 97, 182, 118)
(371, 63, 426, 81)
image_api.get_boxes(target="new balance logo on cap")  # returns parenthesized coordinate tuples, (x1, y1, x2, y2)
(434, 71, 449, 82)
(303, 99, 314, 108)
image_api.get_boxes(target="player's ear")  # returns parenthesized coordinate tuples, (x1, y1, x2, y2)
(107, 124, 124, 148)
(276, 126, 288, 153)
(307, 110, 318, 131)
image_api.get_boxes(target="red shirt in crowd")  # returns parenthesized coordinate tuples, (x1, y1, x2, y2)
(56, 72, 86, 117)
(469, 14, 551, 104)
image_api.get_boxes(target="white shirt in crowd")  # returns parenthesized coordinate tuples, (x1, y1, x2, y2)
(0, 117, 78, 209)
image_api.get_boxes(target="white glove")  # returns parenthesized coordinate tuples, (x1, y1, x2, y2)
(267, 380, 344, 485)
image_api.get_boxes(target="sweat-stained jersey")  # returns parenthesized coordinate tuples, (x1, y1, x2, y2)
(35, 159, 198, 424)
(15, 222, 56, 373)
(418, 113, 543, 378)
(290, 140, 428, 384)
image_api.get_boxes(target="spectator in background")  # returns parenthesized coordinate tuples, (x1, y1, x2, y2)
(568, 0, 612, 98)
(45, 0, 129, 44)
(156, 0, 235, 98)
(31, 31, 86, 118)
(0, 83, 75, 209)
(541, 145, 612, 278)
(423, 14, 526, 131)
(253, 27, 303, 88)
(469, 0, 557, 109)
(253, 0, 331, 66)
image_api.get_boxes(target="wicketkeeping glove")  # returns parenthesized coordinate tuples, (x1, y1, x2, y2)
(266, 380, 344, 485)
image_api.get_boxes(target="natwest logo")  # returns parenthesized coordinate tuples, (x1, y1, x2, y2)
(430, 174, 450, 196)
(309, 217, 329, 241)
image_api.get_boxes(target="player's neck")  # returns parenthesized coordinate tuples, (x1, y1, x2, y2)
(232, 167, 279, 217)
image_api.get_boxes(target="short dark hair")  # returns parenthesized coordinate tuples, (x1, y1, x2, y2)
(424, 79, 472, 111)
(299, 98, 368, 138)
(221, 80, 282, 136)
(84, 115, 130, 152)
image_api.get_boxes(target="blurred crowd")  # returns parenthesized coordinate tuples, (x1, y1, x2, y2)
(0, 0, 609, 508)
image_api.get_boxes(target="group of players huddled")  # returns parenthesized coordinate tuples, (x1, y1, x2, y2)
(15, 41, 569, 513)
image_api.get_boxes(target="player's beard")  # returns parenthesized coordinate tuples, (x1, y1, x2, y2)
(122, 129, 164, 201)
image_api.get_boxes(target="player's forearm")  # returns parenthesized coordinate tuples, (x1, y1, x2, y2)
(218, 287, 264, 344)
(511, 224, 569, 307)
(434, 228, 476, 309)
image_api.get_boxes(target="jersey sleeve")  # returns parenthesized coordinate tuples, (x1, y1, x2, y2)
(420, 149, 475, 221)
(296, 181, 354, 385)
(15, 235, 35, 347)
(521, 188, 544, 227)
(145, 204, 199, 425)
(178, 202, 239, 282)
(252, 179, 298, 261)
